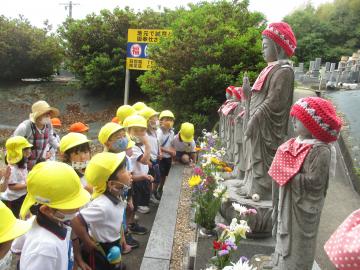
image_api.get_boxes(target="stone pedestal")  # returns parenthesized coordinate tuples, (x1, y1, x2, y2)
(250, 255, 322, 270)
(220, 180, 273, 238)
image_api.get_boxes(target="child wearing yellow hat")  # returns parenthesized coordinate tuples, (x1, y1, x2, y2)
(139, 107, 162, 204)
(157, 110, 176, 199)
(172, 122, 196, 165)
(123, 115, 154, 215)
(98, 122, 143, 252)
(71, 152, 131, 270)
(19, 161, 90, 270)
(60, 132, 92, 194)
(1, 136, 32, 218)
(0, 201, 33, 268)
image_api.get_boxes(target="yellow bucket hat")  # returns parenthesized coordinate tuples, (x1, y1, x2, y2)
(116, 105, 136, 124)
(0, 201, 34, 243)
(98, 122, 125, 145)
(5, 136, 33, 164)
(159, 110, 175, 120)
(59, 132, 91, 153)
(123, 115, 147, 129)
(138, 107, 159, 121)
(29, 100, 59, 123)
(85, 152, 126, 198)
(20, 161, 90, 219)
(132, 102, 147, 112)
(180, 122, 195, 143)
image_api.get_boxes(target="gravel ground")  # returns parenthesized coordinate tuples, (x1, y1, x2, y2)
(170, 166, 196, 270)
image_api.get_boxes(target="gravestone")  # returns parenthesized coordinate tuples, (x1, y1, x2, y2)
(330, 63, 336, 72)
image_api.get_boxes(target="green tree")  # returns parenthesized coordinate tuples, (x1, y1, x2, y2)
(0, 16, 63, 81)
(138, 0, 265, 132)
(58, 7, 176, 97)
(284, 0, 360, 64)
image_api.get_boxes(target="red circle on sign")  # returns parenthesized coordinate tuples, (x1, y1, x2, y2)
(130, 44, 142, 57)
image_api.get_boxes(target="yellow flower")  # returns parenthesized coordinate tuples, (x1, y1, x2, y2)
(224, 166, 233, 173)
(219, 161, 227, 167)
(188, 175, 202, 188)
(211, 157, 221, 165)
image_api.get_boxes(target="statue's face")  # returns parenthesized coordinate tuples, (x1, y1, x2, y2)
(262, 37, 278, 63)
(292, 117, 312, 139)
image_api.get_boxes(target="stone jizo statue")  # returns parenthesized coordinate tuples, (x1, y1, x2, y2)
(267, 97, 342, 270)
(239, 22, 297, 201)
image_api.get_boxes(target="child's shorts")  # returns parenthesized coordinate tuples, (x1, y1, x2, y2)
(149, 160, 161, 184)
(160, 157, 172, 177)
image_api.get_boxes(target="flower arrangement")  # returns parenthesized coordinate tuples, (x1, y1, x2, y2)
(187, 130, 233, 231)
(188, 173, 227, 231)
(207, 204, 257, 269)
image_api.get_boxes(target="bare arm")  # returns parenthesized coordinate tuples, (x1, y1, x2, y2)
(71, 215, 97, 252)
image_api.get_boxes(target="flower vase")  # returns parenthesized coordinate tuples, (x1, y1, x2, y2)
(199, 226, 216, 237)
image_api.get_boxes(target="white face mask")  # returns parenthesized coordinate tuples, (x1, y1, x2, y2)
(40, 116, 51, 125)
(71, 161, 89, 170)
(54, 211, 78, 222)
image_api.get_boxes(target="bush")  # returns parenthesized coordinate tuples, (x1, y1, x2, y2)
(138, 1, 266, 133)
(0, 16, 63, 81)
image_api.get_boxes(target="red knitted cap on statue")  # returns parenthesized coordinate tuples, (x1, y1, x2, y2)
(233, 87, 243, 101)
(290, 97, 342, 143)
(262, 22, 297, 57)
(226, 86, 235, 95)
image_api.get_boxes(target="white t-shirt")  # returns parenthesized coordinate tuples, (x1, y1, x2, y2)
(147, 131, 160, 161)
(1, 165, 27, 201)
(80, 194, 126, 243)
(130, 144, 149, 176)
(20, 219, 72, 270)
(157, 128, 175, 158)
(172, 134, 196, 153)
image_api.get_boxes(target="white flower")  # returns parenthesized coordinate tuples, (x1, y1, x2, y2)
(200, 142, 206, 149)
(213, 172, 224, 182)
(221, 191, 229, 202)
(229, 218, 250, 238)
(223, 257, 257, 270)
(213, 185, 226, 198)
(232, 203, 248, 215)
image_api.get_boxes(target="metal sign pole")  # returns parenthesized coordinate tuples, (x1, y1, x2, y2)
(124, 68, 130, 105)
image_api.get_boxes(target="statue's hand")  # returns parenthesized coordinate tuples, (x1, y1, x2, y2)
(242, 75, 251, 99)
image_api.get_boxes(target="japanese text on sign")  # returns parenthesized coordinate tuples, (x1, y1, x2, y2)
(126, 58, 155, 71)
(128, 29, 172, 43)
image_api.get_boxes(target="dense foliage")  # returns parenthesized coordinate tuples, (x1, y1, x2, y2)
(0, 16, 63, 81)
(138, 1, 265, 131)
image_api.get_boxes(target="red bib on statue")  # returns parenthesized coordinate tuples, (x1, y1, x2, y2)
(221, 102, 238, 116)
(268, 138, 313, 186)
(324, 209, 360, 270)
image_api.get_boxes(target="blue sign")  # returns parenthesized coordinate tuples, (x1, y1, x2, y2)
(127, 43, 149, 58)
